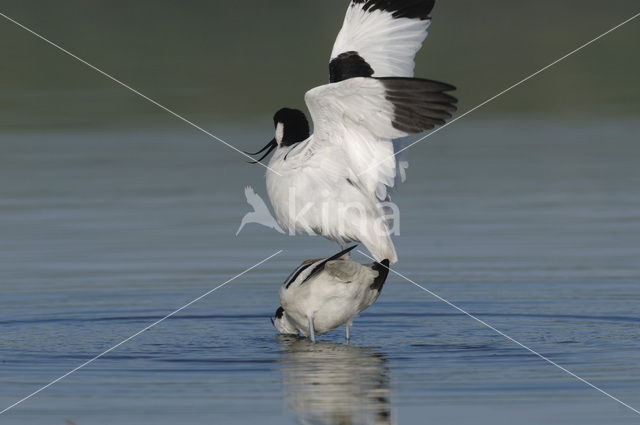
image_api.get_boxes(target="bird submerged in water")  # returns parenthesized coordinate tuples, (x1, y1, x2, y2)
(246, 0, 457, 264)
(273, 246, 390, 342)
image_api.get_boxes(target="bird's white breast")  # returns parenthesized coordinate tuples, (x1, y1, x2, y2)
(266, 139, 385, 247)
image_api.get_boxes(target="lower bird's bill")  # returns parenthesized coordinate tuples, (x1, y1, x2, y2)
(245, 138, 277, 164)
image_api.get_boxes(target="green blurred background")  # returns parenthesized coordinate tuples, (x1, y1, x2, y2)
(0, 0, 639, 130)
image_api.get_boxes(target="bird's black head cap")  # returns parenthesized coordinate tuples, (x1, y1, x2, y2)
(244, 108, 309, 164)
(273, 108, 309, 147)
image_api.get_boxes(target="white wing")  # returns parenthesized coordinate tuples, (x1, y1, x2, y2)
(329, 1, 437, 189)
(304, 76, 456, 200)
(324, 260, 361, 282)
(330, 0, 434, 80)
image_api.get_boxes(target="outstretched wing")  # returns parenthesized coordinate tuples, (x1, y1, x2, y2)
(304, 76, 456, 200)
(328, 0, 439, 191)
(330, 0, 435, 82)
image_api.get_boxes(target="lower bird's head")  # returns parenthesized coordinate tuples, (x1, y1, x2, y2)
(272, 306, 298, 335)
(245, 108, 309, 164)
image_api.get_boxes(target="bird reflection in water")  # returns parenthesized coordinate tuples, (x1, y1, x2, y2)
(279, 337, 394, 425)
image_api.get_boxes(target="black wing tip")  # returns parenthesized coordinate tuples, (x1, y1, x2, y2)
(333, 245, 358, 258)
(370, 259, 390, 292)
(379, 76, 456, 93)
(379, 77, 458, 134)
(325, 245, 358, 264)
(352, 0, 435, 20)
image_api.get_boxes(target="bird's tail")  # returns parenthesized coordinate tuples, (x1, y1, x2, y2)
(369, 259, 390, 292)
(358, 226, 398, 264)
(339, 198, 398, 263)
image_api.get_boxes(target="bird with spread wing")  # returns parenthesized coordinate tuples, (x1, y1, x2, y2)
(246, 0, 456, 264)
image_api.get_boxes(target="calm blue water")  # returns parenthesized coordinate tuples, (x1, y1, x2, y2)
(1, 119, 639, 424)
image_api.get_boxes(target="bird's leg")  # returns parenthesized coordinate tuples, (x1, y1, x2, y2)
(308, 316, 316, 343)
(345, 320, 352, 343)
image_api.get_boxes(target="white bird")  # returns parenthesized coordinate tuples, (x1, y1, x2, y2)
(236, 186, 284, 235)
(272, 246, 390, 342)
(246, 0, 457, 264)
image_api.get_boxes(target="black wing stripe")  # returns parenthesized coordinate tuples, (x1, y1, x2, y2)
(284, 262, 315, 289)
(330, 51, 375, 83)
(385, 78, 455, 92)
(300, 245, 358, 285)
(352, 0, 435, 21)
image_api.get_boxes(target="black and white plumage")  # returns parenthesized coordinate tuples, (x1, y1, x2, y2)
(247, 0, 456, 264)
(330, 0, 435, 80)
(273, 246, 390, 342)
